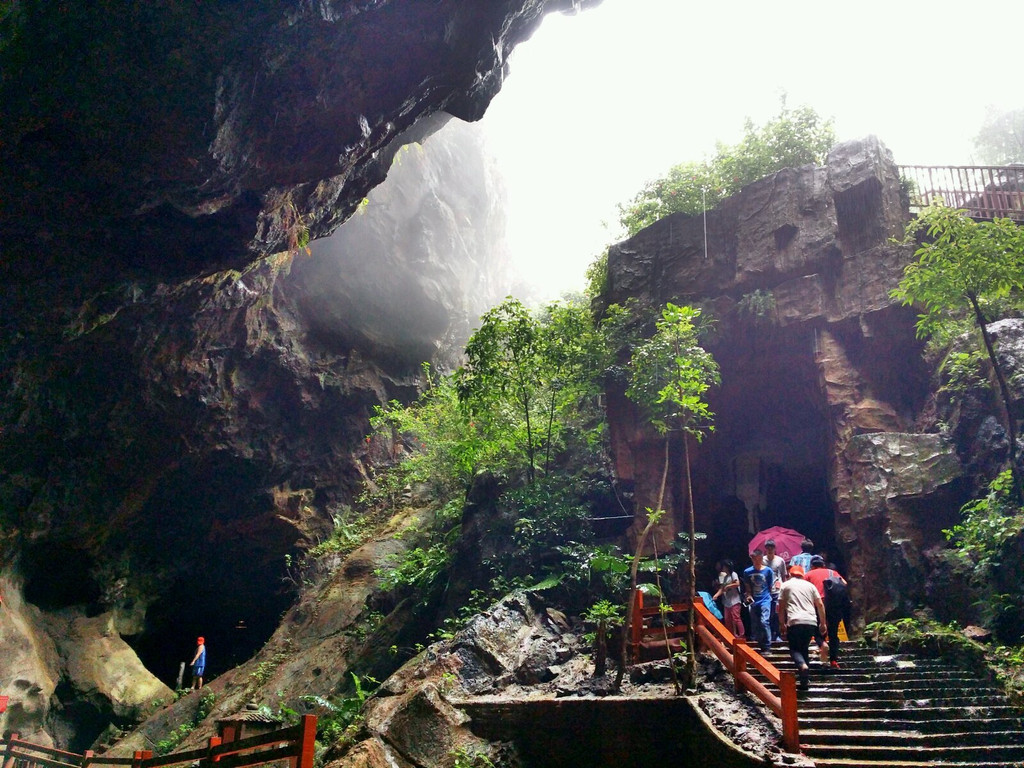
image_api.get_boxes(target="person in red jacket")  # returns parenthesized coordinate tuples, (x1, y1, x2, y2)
(804, 556, 848, 669)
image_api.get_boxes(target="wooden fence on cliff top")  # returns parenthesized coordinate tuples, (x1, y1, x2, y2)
(898, 164, 1024, 221)
(1, 715, 316, 768)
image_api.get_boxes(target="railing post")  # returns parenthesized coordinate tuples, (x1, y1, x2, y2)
(206, 735, 222, 768)
(733, 639, 748, 694)
(82, 750, 94, 768)
(131, 750, 151, 768)
(2, 734, 18, 768)
(292, 715, 317, 768)
(779, 671, 800, 754)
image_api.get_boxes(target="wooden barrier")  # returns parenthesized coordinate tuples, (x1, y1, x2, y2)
(0, 716, 316, 768)
(629, 592, 801, 753)
(691, 599, 800, 754)
(630, 593, 692, 661)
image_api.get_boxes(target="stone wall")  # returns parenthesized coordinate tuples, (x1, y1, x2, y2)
(603, 137, 968, 626)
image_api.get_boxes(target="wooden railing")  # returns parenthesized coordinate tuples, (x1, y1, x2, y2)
(631, 591, 799, 753)
(898, 164, 1024, 221)
(1, 716, 316, 768)
(691, 599, 799, 754)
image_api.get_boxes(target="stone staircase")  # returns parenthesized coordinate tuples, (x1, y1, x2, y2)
(758, 642, 1024, 767)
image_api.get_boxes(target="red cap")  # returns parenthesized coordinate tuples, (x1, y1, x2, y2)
(197, 636, 204, 644)
(788, 565, 805, 577)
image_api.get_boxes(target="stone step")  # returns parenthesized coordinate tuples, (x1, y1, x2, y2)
(810, 758, 1024, 768)
(799, 704, 1022, 721)
(800, 727, 1024, 747)
(800, 715, 1024, 733)
(799, 742, 1024, 763)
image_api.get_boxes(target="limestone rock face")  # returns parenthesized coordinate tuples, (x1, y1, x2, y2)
(0, 575, 171, 750)
(603, 137, 968, 624)
(1, 117, 511, 747)
(337, 591, 572, 768)
(0, 0, 597, 285)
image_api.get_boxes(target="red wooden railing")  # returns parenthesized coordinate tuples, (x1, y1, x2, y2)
(898, 164, 1024, 221)
(1, 716, 316, 768)
(631, 592, 800, 753)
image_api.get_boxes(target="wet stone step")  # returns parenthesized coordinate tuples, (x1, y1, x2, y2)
(800, 715, 1024, 733)
(799, 742, 1024, 762)
(797, 694, 1008, 710)
(799, 727, 1024, 747)
(798, 702, 1021, 718)
(795, 688, 1004, 703)
(810, 759, 1024, 768)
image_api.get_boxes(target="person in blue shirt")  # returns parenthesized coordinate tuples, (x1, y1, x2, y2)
(789, 539, 815, 571)
(743, 549, 775, 652)
(190, 636, 206, 690)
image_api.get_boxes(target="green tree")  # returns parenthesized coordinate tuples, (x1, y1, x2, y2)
(618, 98, 835, 236)
(457, 296, 604, 483)
(625, 303, 720, 686)
(370, 364, 497, 499)
(891, 202, 1024, 499)
(973, 106, 1024, 165)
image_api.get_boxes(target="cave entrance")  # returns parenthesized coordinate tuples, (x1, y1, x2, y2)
(116, 453, 297, 689)
(697, 325, 838, 579)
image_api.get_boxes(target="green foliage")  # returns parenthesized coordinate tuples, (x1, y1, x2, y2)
(483, 476, 597, 596)
(939, 349, 987, 402)
(154, 691, 216, 755)
(449, 747, 495, 768)
(456, 296, 606, 483)
(584, 249, 609, 300)
(945, 471, 1024, 576)
(892, 203, 1024, 340)
(377, 537, 454, 594)
(375, 499, 463, 594)
(942, 471, 1024, 639)
(973, 106, 1024, 165)
(736, 289, 777, 324)
(618, 98, 835, 235)
(626, 304, 720, 438)
(302, 674, 377, 761)
(369, 364, 493, 500)
(308, 506, 372, 559)
(247, 643, 293, 692)
(893, 202, 1024, 498)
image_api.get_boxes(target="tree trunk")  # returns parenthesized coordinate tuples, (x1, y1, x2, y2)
(616, 438, 670, 691)
(683, 433, 697, 689)
(970, 295, 1023, 501)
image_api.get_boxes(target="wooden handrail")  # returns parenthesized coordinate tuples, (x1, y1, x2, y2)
(0, 716, 317, 768)
(691, 597, 800, 754)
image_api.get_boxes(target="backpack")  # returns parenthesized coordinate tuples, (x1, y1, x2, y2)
(822, 570, 850, 609)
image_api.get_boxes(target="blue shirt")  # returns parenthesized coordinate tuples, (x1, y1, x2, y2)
(790, 553, 813, 570)
(743, 564, 775, 604)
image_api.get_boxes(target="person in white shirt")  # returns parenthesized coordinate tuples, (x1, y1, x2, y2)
(778, 565, 826, 690)
(712, 559, 744, 639)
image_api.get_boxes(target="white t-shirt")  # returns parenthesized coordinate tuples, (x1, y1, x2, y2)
(779, 577, 822, 627)
(766, 554, 787, 594)
(718, 571, 742, 608)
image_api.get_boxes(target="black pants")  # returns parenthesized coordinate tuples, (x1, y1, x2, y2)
(787, 623, 815, 669)
(825, 603, 850, 661)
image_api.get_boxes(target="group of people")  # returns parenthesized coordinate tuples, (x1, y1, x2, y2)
(712, 538, 851, 689)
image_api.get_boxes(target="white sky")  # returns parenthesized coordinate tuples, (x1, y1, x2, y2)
(479, 0, 1024, 301)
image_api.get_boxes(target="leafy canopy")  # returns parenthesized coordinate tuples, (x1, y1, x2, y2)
(618, 98, 835, 236)
(891, 202, 1024, 338)
(456, 296, 605, 482)
(626, 303, 720, 437)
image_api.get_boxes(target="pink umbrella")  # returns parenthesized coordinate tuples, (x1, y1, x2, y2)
(748, 526, 807, 563)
